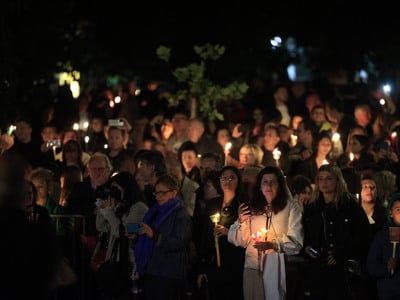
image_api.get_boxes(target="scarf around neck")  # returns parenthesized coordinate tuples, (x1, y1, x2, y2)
(134, 197, 181, 273)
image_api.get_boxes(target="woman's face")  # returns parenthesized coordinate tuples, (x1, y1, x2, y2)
(361, 179, 376, 203)
(348, 137, 363, 154)
(64, 147, 79, 163)
(296, 186, 313, 204)
(154, 183, 176, 205)
(317, 171, 337, 194)
(219, 169, 239, 194)
(32, 178, 47, 200)
(390, 200, 400, 226)
(181, 150, 197, 172)
(239, 147, 256, 167)
(317, 137, 332, 156)
(217, 129, 230, 148)
(260, 173, 279, 203)
(161, 119, 174, 139)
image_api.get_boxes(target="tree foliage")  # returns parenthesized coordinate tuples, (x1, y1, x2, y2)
(156, 44, 248, 121)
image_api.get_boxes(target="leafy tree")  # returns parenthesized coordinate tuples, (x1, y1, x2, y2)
(156, 44, 248, 121)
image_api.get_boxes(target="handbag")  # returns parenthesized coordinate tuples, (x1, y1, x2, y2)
(94, 237, 131, 298)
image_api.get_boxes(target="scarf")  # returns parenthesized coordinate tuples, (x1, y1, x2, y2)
(134, 197, 181, 273)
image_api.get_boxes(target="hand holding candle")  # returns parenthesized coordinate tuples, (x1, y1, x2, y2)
(252, 228, 268, 274)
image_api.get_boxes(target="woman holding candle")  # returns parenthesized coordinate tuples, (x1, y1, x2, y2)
(197, 166, 246, 300)
(228, 166, 303, 300)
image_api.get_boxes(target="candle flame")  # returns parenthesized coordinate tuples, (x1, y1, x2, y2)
(332, 133, 341, 142)
(272, 148, 281, 161)
(210, 213, 220, 224)
(225, 142, 232, 151)
(349, 152, 354, 161)
(251, 228, 268, 242)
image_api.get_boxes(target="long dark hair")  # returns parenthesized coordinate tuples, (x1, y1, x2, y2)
(250, 166, 289, 214)
(110, 171, 145, 218)
(216, 166, 245, 200)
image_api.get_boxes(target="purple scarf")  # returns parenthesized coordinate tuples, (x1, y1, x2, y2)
(134, 197, 181, 273)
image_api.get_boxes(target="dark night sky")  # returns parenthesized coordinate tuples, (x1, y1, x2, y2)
(3, 0, 400, 96)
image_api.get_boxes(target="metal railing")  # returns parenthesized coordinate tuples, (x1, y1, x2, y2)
(50, 214, 88, 299)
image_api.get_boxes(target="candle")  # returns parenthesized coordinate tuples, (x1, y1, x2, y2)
(272, 148, 281, 169)
(290, 134, 298, 147)
(84, 136, 90, 152)
(210, 213, 221, 267)
(349, 152, 354, 162)
(224, 142, 232, 166)
(251, 228, 268, 274)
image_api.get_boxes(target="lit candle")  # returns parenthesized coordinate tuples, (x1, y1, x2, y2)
(224, 142, 232, 166)
(210, 213, 221, 267)
(272, 148, 281, 168)
(290, 134, 298, 147)
(349, 152, 354, 162)
(251, 228, 268, 274)
(84, 136, 90, 152)
(321, 159, 329, 165)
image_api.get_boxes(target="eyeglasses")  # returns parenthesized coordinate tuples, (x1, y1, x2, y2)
(220, 176, 236, 182)
(153, 190, 172, 196)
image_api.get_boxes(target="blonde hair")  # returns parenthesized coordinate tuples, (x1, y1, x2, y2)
(312, 164, 353, 207)
(240, 143, 264, 166)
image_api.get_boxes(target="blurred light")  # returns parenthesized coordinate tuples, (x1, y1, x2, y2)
(270, 36, 282, 48)
(84, 136, 90, 143)
(72, 123, 80, 131)
(83, 121, 89, 130)
(379, 98, 386, 105)
(109, 100, 115, 108)
(114, 96, 121, 103)
(70, 81, 80, 99)
(383, 84, 391, 95)
(287, 64, 296, 81)
(135, 89, 141, 96)
(104, 144, 108, 149)
(359, 69, 368, 80)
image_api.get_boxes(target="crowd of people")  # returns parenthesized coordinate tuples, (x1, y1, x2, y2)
(0, 78, 400, 300)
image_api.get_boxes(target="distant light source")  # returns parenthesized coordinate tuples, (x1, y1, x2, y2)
(270, 36, 282, 49)
(287, 64, 296, 81)
(383, 84, 391, 95)
(58, 71, 81, 99)
(114, 96, 121, 103)
(70, 81, 80, 99)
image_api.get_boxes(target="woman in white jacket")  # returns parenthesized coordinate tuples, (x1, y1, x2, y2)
(228, 166, 303, 300)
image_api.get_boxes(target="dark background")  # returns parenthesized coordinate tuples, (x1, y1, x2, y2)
(1, 0, 400, 120)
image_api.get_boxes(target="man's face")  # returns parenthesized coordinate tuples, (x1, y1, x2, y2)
(87, 157, 110, 187)
(15, 121, 32, 142)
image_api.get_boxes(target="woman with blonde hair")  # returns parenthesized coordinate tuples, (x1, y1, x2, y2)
(303, 164, 370, 299)
(226, 143, 264, 170)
